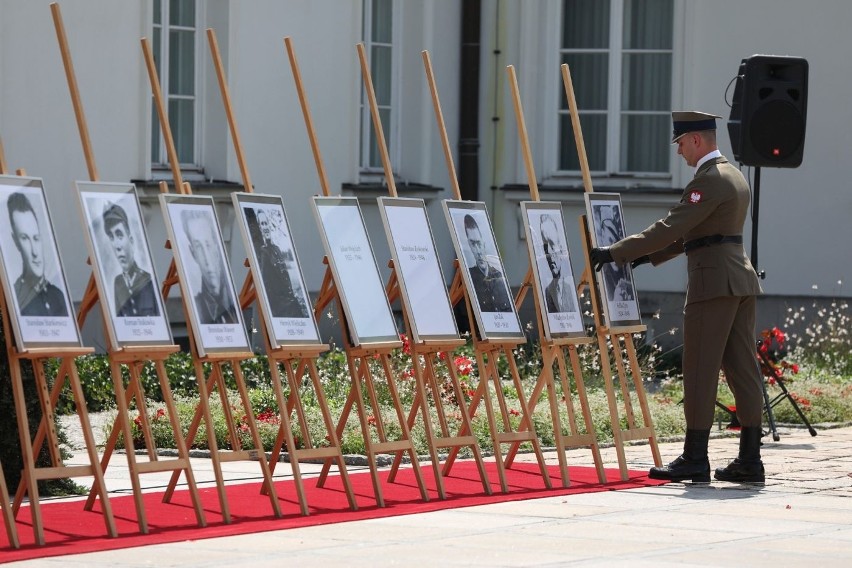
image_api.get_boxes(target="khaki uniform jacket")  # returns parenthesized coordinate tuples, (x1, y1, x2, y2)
(610, 156, 762, 304)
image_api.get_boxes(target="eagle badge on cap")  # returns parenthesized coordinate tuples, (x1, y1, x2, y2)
(688, 190, 703, 203)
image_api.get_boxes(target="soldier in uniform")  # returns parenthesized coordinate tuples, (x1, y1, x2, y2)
(463, 213, 512, 313)
(590, 111, 765, 483)
(7, 191, 68, 317)
(253, 209, 308, 319)
(181, 209, 238, 325)
(102, 203, 160, 318)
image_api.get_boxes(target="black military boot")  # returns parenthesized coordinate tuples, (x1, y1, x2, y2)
(714, 426, 765, 483)
(649, 429, 710, 482)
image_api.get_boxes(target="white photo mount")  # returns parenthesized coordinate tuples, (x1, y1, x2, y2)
(311, 196, 399, 346)
(159, 193, 250, 357)
(584, 192, 642, 329)
(442, 199, 524, 341)
(0, 175, 83, 351)
(76, 181, 172, 349)
(377, 197, 458, 343)
(232, 192, 321, 349)
(520, 201, 585, 340)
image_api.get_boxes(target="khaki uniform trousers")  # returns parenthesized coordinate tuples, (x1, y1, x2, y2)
(682, 294, 764, 429)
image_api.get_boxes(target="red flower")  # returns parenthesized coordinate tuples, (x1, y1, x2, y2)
(509, 408, 521, 417)
(400, 334, 411, 355)
(454, 355, 474, 376)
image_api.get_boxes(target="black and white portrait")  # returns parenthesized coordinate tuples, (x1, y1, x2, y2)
(233, 193, 320, 347)
(77, 182, 171, 348)
(584, 193, 641, 328)
(460, 212, 512, 314)
(443, 200, 523, 340)
(245, 206, 309, 318)
(0, 176, 81, 349)
(591, 202, 635, 303)
(161, 194, 249, 355)
(521, 202, 585, 339)
(180, 208, 239, 325)
(6, 191, 68, 317)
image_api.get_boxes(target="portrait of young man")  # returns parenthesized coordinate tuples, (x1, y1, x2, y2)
(463, 212, 512, 314)
(180, 209, 238, 325)
(7, 191, 68, 317)
(102, 202, 160, 318)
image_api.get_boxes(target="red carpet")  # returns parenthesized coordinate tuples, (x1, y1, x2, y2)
(1, 461, 667, 562)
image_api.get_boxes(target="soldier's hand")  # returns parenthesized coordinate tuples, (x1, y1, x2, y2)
(590, 247, 613, 272)
(631, 255, 650, 269)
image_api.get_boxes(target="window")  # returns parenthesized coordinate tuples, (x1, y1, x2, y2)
(558, 0, 673, 175)
(360, 0, 395, 171)
(151, 0, 199, 169)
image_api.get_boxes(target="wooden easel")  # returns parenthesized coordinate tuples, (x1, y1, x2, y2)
(561, 64, 662, 480)
(0, 156, 116, 545)
(421, 52, 551, 494)
(203, 30, 357, 516)
(0, 458, 18, 549)
(362, 47, 491, 499)
(296, 43, 428, 508)
(49, 4, 205, 533)
(142, 37, 281, 523)
(502, 65, 605, 486)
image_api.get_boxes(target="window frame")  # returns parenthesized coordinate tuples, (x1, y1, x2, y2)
(150, 0, 204, 174)
(546, 0, 680, 184)
(359, 0, 402, 178)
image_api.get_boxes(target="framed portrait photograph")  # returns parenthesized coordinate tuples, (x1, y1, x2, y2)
(584, 192, 642, 329)
(311, 196, 399, 346)
(520, 201, 585, 340)
(159, 194, 250, 356)
(76, 181, 172, 349)
(442, 200, 523, 341)
(232, 192, 320, 348)
(378, 197, 458, 343)
(0, 175, 82, 350)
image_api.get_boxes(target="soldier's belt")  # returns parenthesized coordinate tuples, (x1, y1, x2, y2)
(684, 234, 743, 253)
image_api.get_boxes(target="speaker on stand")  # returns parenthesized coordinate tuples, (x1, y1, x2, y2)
(727, 54, 809, 275)
(726, 55, 809, 442)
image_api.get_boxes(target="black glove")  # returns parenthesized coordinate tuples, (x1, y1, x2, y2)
(631, 255, 650, 269)
(590, 247, 613, 272)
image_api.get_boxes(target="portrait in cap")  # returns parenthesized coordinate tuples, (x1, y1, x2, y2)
(102, 201, 160, 318)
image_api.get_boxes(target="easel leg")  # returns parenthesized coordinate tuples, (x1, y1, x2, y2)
(155, 359, 206, 527)
(565, 345, 606, 483)
(107, 359, 147, 533)
(597, 333, 629, 480)
(8, 360, 44, 545)
(232, 363, 282, 518)
(306, 358, 358, 511)
(504, 352, 551, 489)
(68, 362, 117, 538)
(0, 460, 19, 549)
(269, 358, 309, 515)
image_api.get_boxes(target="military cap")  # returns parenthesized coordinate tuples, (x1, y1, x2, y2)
(102, 202, 129, 234)
(671, 111, 722, 143)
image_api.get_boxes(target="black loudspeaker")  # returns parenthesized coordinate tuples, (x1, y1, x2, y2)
(727, 55, 808, 168)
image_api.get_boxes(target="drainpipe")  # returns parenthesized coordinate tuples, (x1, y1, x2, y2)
(458, 0, 481, 201)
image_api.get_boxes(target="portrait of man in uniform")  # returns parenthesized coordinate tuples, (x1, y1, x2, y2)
(249, 207, 309, 319)
(7, 191, 68, 317)
(180, 209, 238, 325)
(463, 213, 512, 313)
(539, 213, 577, 314)
(593, 204, 635, 302)
(102, 203, 160, 318)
